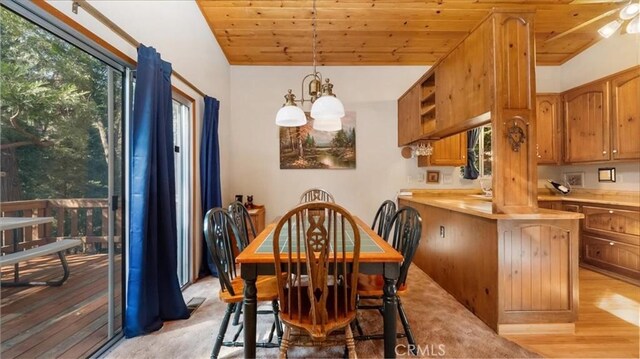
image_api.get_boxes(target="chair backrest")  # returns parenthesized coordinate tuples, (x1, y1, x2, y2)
(203, 207, 243, 296)
(273, 202, 360, 340)
(299, 188, 335, 203)
(387, 207, 422, 289)
(371, 200, 396, 238)
(227, 201, 256, 250)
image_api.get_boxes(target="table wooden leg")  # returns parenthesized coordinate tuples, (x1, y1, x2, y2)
(383, 264, 399, 358)
(242, 264, 258, 358)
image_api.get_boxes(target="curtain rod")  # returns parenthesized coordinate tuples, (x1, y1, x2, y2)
(73, 0, 206, 98)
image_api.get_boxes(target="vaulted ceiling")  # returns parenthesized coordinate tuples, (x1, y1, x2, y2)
(196, 0, 627, 65)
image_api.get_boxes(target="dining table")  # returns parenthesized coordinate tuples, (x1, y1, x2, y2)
(236, 214, 404, 358)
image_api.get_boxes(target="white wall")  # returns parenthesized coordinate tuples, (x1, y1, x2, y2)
(229, 66, 491, 223)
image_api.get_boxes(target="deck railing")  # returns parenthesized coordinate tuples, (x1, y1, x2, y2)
(1, 199, 122, 255)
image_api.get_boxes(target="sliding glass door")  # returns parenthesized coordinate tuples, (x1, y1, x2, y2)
(0, 6, 124, 357)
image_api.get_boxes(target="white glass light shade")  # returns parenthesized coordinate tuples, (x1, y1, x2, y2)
(598, 19, 623, 38)
(620, 3, 640, 20)
(627, 16, 640, 34)
(310, 95, 345, 120)
(312, 118, 342, 132)
(275, 105, 307, 127)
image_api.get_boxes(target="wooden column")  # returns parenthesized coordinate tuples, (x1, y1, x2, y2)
(491, 11, 538, 214)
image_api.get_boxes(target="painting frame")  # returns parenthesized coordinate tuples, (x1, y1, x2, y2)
(279, 111, 356, 170)
(426, 170, 440, 183)
(563, 171, 584, 188)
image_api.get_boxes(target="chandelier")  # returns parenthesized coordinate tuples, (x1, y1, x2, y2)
(274, 0, 345, 131)
(598, 2, 640, 38)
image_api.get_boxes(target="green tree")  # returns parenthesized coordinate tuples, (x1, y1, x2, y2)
(1, 8, 114, 201)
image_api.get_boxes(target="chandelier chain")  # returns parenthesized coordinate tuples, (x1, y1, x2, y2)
(312, 0, 317, 75)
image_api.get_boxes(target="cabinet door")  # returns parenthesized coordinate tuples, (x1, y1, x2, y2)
(398, 85, 421, 146)
(536, 95, 561, 164)
(417, 132, 467, 167)
(611, 68, 640, 160)
(582, 235, 640, 279)
(562, 204, 580, 213)
(563, 81, 610, 163)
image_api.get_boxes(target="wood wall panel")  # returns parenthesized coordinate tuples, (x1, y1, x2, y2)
(491, 12, 538, 213)
(498, 219, 579, 325)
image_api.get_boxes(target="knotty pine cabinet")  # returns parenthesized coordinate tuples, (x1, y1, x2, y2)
(418, 132, 468, 167)
(535, 95, 562, 164)
(611, 68, 640, 160)
(562, 66, 640, 164)
(398, 84, 421, 146)
(563, 81, 610, 163)
(582, 205, 640, 283)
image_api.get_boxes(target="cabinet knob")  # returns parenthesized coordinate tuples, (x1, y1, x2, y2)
(609, 210, 614, 214)
(602, 150, 607, 155)
(612, 149, 618, 154)
(609, 242, 615, 246)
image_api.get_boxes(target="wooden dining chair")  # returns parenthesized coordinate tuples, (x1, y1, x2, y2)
(354, 207, 422, 355)
(371, 200, 396, 237)
(299, 188, 335, 203)
(203, 208, 282, 359)
(272, 202, 360, 359)
(228, 201, 257, 249)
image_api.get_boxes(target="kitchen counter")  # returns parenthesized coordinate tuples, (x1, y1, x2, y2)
(538, 191, 640, 208)
(399, 190, 581, 335)
(398, 195, 584, 220)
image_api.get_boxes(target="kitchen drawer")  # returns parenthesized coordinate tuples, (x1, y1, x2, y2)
(583, 206, 640, 246)
(582, 235, 640, 280)
(562, 204, 580, 213)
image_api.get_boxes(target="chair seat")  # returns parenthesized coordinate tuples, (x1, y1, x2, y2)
(280, 284, 356, 341)
(219, 275, 280, 303)
(356, 274, 407, 297)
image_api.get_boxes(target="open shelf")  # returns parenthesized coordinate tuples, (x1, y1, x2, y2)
(420, 73, 436, 135)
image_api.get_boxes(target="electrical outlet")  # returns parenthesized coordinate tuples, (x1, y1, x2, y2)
(440, 226, 445, 238)
(442, 174, 453, 184)
(406, 175, 413, 183)
(417, 173, 425, 182)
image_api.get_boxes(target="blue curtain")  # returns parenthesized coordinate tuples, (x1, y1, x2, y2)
(463, 128, 481, 180)
(199, 96, 221, 276)
(125, 45, 189, 338)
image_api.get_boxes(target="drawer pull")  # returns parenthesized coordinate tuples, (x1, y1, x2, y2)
(608, 210, 614, 214)
(609, 242, 615, 246)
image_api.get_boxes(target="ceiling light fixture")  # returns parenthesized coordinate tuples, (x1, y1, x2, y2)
(597, 1, 640, 38)
(619, 3, 640, 20)
(274, 0, 345, 131)
(598, 19, 623, 38)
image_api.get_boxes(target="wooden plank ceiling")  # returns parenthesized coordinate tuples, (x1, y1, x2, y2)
(196, 0, 625, 65)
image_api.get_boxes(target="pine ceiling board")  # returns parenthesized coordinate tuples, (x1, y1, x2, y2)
(197, 0, 625, 65)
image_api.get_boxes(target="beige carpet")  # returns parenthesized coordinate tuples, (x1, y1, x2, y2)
(106, 266, 540, 358)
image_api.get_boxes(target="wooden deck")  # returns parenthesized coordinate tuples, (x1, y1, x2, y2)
(1, 253, 122, 359)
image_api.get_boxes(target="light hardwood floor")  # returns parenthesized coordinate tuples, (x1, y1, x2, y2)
(507, 268, 640, 358)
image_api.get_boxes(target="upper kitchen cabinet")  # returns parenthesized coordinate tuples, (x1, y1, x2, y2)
(611, 67, 640, 160)
(563, 81, 610, 163)
(418, 132, 468, 167)
(536, 94, 562, 165)
(398, 84, 421, 146)
(562, 66, 640, 164)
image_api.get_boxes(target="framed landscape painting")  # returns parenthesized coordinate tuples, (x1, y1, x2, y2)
(279, 112, 356, 169)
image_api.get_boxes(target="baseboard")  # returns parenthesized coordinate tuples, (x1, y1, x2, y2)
(498, 323, 575, 335)
(579, 263, 640, 286)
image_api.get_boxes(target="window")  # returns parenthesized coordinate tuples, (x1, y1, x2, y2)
(475, 125, 492, 177)
(172, 97, 192, 287)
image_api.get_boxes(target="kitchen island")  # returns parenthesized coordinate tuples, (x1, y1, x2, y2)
(399, 191, 583, 335)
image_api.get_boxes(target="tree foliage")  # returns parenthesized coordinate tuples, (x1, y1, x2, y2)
(1, 8, 120, 200)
